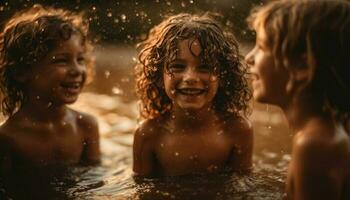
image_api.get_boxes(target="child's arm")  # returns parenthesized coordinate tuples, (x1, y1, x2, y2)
(228, 118, 253, 173)
(79, 113, 100, 164)
(290, 133, 343, 200)
(133, 121, 156, 176)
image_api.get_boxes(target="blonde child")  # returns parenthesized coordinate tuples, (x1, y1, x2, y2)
(246, 0, 350, 199)
(0, 4, 100, 177)
(134, 13, 253, 176)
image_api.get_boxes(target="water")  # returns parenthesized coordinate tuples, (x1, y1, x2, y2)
(0, 46, 292, 200)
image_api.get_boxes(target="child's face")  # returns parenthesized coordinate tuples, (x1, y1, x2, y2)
(26, 34, 87, 105)
(163, 39, 219, 111)
(245, 28, 290, 106)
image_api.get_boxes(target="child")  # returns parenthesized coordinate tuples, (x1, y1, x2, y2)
(133, 13, 253, 176)
(245, 0, 350, 199)
(0, 4, 100, 177)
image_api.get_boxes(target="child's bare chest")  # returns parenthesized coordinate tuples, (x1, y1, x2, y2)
(11, 123, 84, 166)
(155, 132, 233, 175)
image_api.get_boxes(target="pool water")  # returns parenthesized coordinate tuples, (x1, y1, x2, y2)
(0, 46, 292, 200)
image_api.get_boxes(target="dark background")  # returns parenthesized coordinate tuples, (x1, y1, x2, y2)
(0, 0, 265, 44)
(0, 0, 265, 99)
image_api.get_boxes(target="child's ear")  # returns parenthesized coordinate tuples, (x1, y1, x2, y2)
(296, 54, 316, 82)
(286, 54, 314, 93)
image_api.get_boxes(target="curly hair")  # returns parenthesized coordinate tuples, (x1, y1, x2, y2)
(247, 0, 350, 120)
(135, 12, 252, 120)
(0, 4, 94, 117)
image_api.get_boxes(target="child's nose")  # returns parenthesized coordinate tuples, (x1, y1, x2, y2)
(245, 50, 254, 66)
(69, 61, 86, 76)
(183, 67, 199, 83)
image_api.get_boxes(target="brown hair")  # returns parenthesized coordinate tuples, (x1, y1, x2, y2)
(0, 4, 94, 116)
(248, 0, 350, 119)
(135, 12, 251, 120)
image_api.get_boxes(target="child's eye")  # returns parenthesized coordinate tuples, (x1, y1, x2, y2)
(77, 56, 86, 64)
(197, 64, 211, 72)
(51, 56, 68, 65)
(168, 63, 185, 72)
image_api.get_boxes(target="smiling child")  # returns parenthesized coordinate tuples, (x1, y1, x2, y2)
(0, 4, 100, 177)
(133, 13, 253, 176)
(246, 0, 350, 199)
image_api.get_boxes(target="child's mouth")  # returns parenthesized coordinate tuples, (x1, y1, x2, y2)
(248, 72, 259, 80)
(60, 82, 82, 94)
(177, 88, 205, 96)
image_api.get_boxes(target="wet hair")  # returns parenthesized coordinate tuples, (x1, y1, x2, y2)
(248, 0, 350, 120)
(135, 12, 251, 120)
(0, 4, 94, 117)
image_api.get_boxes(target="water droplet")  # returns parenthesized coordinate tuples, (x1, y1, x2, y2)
(120, 14, 127, 22)
(121, 77, 129, 82)
(266, 105, 272, 129)
(175, 152, 179, 156)
(160, 143, 164, 147)
(210, 75, 217, 81)
(104, 70, 110, 78)
(36, 96, 40, 100)
(112, 87, 123, 95)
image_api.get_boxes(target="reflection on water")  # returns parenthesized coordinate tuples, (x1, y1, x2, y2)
(0, 46, 292, 200)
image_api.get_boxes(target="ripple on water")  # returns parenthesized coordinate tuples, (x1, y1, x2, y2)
(0, 136, 287, 200)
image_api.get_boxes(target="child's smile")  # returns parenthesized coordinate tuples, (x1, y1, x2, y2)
(28, 34, 87, 105)
(245, 29, 289, 106)
(163, 39, 219, 111)
(59, 79, 84, 97)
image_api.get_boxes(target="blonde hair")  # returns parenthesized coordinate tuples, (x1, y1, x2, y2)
(248, 0, 350, 118)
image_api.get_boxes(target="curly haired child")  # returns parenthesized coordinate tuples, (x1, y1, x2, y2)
(0, 4, 100, 177)
(133, 13, 253, 176)
(246, 0, 350, 199)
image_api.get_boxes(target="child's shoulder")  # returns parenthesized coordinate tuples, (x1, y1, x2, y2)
(69, 109, 97, 127)
(134, 117, 166, 140)
(222, 115, 253, 137)
(292, 118, 350, 167)
(69, 108, 98, 137)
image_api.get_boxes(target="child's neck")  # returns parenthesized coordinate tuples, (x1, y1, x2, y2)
(18, 100, 68, 122)
(171, 106, 218, 129)
(282, 97, 326, 132)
